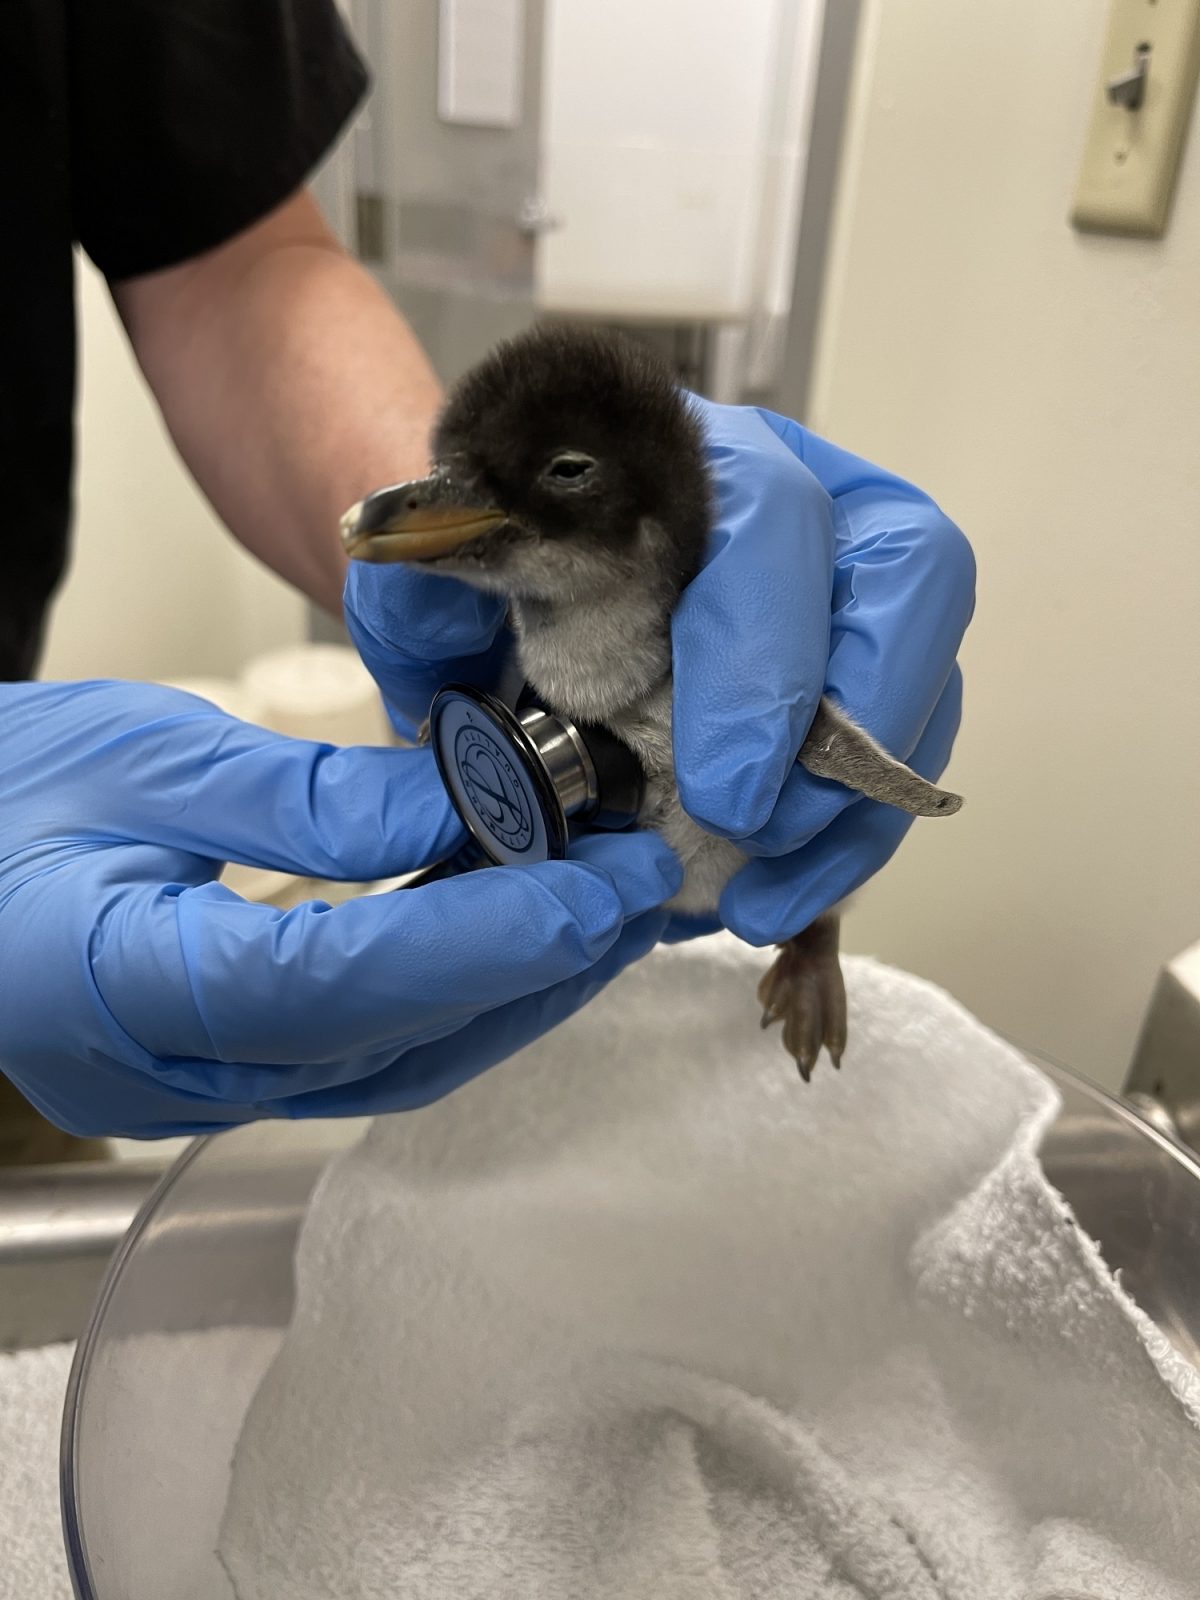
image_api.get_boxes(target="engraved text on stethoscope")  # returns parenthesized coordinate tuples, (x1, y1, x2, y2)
(454, 726, 534, 851)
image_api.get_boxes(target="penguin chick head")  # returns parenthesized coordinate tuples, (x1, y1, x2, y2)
(341, 325, 711, 607)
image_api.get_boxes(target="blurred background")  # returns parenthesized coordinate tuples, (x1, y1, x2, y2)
(41, 0, 1200, 1092)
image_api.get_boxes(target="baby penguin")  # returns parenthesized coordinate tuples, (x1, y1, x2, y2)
(343, 326, 960, 1079)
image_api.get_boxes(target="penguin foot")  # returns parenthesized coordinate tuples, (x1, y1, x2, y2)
(757, 915, 847, 1082)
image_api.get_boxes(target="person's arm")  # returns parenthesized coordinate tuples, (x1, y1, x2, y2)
(111, 188, 440, 617)
(0, 679, 679, 1137)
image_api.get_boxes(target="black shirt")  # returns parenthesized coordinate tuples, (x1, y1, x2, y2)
(0, 1, 367, 681)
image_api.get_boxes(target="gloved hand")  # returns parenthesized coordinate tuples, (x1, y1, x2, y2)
(346, 400, 974, 947)
(0, 681, 680, 1137)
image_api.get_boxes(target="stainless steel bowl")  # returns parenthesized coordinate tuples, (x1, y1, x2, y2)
(60, 1065, 1200, 1600)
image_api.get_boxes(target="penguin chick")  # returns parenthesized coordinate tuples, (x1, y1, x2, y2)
(342, 325, 961, 1079)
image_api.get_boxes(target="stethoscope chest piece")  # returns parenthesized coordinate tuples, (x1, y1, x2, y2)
(430, 684, 644, 867)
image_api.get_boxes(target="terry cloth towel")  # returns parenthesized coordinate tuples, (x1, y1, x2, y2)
(0, 1341, 75, 1600)
(0, 1328, 276, 1600)
(219, 941, 1200, 1599)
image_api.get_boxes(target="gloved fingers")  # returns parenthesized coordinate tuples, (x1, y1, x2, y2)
(673, 409, 974, 858)
(824, 490, 973, 762)
(3, 1047, 260, 1142)
(89, 831, 682, 1092)
(733, 493, 972, 862)
(743, 650, 965, 866)
(718, 671, 963, 946)
(263, 911, 670, 1118)
(15, 680, 466, 881)
(344, 561, 507, 664)
(671, 400, 836, 842)
(138, 733, 467, 882)
(344, 562, 509, 739)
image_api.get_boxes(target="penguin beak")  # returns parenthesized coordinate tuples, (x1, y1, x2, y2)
(340, 473, 508, 564)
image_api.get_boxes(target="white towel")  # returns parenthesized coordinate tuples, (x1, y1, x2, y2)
(0, 1329, 276, 1600)
(0, 1342, 74, 1600)
(220, 941, 1200, 1599)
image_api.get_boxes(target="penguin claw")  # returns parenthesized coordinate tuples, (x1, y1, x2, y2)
(755, 919, 848, 1083)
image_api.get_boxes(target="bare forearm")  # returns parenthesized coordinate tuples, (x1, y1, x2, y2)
(113, 192, 442, 615)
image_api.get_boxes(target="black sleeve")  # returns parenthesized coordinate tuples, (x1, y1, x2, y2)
(70, 0, 369, 280)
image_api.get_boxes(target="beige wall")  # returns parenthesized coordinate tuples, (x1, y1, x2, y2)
(815, 0, 1200, 1088)
(40, 259, 307, 682)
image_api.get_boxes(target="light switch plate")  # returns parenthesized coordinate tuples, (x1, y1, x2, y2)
(1072, 0, 1200, 238)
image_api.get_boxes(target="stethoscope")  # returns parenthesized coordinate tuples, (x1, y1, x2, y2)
(422, 682, 645, 871)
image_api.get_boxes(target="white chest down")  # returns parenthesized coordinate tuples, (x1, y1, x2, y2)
(605, 681, 748, 918)
(510, 597, 858, 1077)
(511, 596, 747, 917)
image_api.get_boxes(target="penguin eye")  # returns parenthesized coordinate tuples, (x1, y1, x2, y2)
(543, 452, 596, 486)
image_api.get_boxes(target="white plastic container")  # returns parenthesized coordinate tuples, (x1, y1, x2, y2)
(535, 0, 825, 332)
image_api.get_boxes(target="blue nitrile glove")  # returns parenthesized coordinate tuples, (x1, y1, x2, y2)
(345, 400, 975, 947)
(0, 682, 680, 1138)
